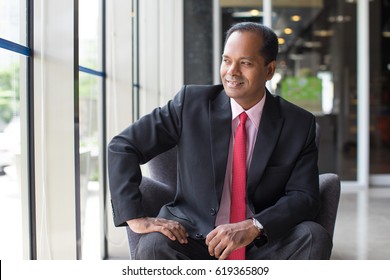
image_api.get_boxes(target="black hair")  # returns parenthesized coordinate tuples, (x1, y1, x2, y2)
(225, 22, 279, 65)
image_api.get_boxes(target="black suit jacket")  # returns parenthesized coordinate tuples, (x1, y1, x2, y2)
(108, 84, 319, 242)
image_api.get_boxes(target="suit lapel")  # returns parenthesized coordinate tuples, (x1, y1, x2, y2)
(209, 90, 231, 201)
(208, 90, 284, 205)
(247, 91, 284, 195)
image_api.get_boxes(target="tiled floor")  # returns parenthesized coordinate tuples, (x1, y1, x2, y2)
(331, 188, 390, 260)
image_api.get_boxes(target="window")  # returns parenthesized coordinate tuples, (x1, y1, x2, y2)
(79, 0, 105, 259)
(221, 0, 358, 181)
(0, 0, 30, 259)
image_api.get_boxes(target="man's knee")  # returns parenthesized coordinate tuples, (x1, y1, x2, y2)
(134, 232, 170, 260)
(135, 232, 192, 260)
(298, 221, 332, 245)
(294, 221, 333, 259)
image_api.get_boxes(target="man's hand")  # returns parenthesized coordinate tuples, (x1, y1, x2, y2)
(205, 220, 260, 260)
(127, 217, 189, 244)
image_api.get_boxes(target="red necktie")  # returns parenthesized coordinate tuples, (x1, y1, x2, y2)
(228, 112, 248, 260)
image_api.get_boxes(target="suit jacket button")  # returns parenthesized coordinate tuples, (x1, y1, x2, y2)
(210, 208, 217, 216)
(195, 233, 204, 239)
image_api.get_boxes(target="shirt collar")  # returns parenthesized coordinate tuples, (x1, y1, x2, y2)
(230, 93, 266, 129)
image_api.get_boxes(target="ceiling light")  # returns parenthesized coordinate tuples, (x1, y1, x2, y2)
(303, 41, 322, 48)
(313, 30, 334, 37)
(328, 15, 352, 23)
(250, 9, 261, 17)
(278, 37, 285, 45)
(232, 10, 263, 18)
(291, 15, 301, 22)
(284, 28, 293, 35)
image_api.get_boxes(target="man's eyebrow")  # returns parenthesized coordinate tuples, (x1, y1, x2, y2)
(222, 54, 257, 60)
(240, 56, 256, 60)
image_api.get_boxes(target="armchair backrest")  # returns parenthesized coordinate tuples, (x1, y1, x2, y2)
(315, 173, 341, 239)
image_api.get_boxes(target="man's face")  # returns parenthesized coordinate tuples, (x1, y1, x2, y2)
(220, 31, 275, 110)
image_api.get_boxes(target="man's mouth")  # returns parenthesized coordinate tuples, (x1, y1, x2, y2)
(225, 79, 244, 88)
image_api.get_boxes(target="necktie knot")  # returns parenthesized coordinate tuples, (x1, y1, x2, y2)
(239, 112, 248, 125)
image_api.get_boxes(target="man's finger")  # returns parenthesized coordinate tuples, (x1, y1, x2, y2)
(127, 217, 189, 244)
(205, 228, 217, 246)
(154, 219, 189, 244)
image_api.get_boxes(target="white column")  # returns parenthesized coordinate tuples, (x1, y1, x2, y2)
(355, 0, 370, 261)
(263, 0, 272, 92)
(158, 0, 184, 105)
(213, 0, 221, 84)
(139, 0, 184, 116)
(33, 0, 79, 259)
(263, 0, 272, 28)
(105, 0, 134, 259)
(139, 0, 160, 115)
(334, 0, 370, 191)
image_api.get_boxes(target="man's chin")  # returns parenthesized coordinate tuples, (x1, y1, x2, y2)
(224, 87, 244, 98)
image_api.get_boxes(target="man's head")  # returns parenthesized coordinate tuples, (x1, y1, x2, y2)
(225, 22, 278, 65)
(221, 22, 278, 109)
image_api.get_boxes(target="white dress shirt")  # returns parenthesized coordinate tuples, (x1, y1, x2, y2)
(215, 94, 266, 226)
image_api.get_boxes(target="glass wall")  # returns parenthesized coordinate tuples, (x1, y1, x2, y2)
(0, 0, 25, 45)
(221, 0, 358, 181)
(79, 0, 104, 259)
(0, 0, 131, 260)
(369, 0, 390, 178)
(0, 0, 28, 260)
(0, 49, 25, 260)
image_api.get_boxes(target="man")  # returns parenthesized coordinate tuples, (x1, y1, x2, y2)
(108, 22, 332, 260)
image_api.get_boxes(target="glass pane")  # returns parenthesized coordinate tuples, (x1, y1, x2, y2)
(79, 71, 102, 259)
(370, 0, 390, 175)
(0, 0, 26, 45)
(0, 49, 24, 259)
(273, 1, 357, 180)
(79, 0, 102, 70)
(221, 1, 357, 180)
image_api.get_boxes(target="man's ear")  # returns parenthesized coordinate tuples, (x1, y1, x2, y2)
(266, 61, 276, 80)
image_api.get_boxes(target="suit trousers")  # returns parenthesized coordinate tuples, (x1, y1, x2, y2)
(134, 221, 333, 260)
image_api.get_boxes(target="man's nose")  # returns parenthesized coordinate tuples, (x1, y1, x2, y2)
(227, 62, 240, 76)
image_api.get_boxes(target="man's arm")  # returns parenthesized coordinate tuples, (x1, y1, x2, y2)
(107, 88, 185, 236)
(255, 115, 320, 241)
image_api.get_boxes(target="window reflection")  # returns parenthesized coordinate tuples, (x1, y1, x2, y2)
(369, 0, 390, 175)
(0, 0, 23, 44)
(79, 0, 103, 259)
(221, 0, 358, 180)
(79, 0, 102, 71)
(79, 72, 102, 259)
(0, 50, 24, 259)
(273, 1, 357, 180)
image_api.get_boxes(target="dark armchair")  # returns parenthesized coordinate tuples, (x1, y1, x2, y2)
(125, 146, 341, 259)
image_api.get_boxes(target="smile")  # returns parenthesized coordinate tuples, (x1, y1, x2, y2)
(226, 79, 244, 88)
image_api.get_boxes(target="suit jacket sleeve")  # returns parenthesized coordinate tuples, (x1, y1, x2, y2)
(107, 87, 185, 227)
(253, 112, 320, 242)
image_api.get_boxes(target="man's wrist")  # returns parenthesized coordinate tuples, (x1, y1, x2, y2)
(251, 217, 264, 237)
